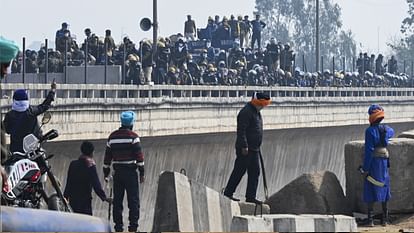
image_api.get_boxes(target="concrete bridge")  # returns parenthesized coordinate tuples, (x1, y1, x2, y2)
(1, 84, 414, 140)
(1, 84, 414, 231)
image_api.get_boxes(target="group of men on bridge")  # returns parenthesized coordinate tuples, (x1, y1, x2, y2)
(0, 36, 397, 230)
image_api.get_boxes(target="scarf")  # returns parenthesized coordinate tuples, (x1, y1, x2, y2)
(12, 100, 29, 112)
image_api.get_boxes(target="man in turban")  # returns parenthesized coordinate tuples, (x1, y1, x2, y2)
(360, 104, 394, 226)
(0, 36, 19, 195)
(0, 37, 19, 79)
(223, 92, 271, 204)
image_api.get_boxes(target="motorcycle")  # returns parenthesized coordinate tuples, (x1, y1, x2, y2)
(1, 112, 72, 212)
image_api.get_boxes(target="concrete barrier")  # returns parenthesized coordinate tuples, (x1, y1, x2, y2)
(152, 171, 269, 232)
(345, 138, 414, 213)
(1, 206, 111, 232)
(266, 171, 350, 215)
(398, 130, 414, 139)
(230, 214, 358, 232)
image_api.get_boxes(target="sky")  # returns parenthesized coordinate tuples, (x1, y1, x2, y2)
(0, 0, 409, 55)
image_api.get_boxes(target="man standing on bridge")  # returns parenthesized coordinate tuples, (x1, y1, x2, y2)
(360, 105, 394, 227)
(103, 111, 145, 232)
(223, 92, 271, 204)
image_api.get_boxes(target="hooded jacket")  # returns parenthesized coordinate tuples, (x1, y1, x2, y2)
(3, 91, 55, 153)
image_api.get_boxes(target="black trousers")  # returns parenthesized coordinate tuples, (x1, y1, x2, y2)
(113, 168, 140, 232)
(69, 198, 92, 215)
(224, 150, 260, 199)
(251, 33, 261, 50)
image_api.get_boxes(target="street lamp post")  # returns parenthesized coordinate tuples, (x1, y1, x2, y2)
(316, 0, 320, 72)
(152, 0, 158, 84)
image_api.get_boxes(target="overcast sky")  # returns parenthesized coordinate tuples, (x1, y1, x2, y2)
(0, 0, 409, 54)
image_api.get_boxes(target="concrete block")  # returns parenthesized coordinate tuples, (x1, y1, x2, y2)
(398, 130, 414, 139)
(266, 214, 315, 232)
(230, 216, 273, 232)
(230, 214, 357, 232)
(152, 171, 240, 232)
(238, 202, 270, 215)
(266, 171, 350, 215)
(345, 138, 414, 213)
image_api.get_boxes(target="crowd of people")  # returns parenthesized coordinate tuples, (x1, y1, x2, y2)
(9, 15, 413, 88)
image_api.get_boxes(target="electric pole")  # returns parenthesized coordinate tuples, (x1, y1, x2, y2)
(152, 0, 158, 83)
(316, 0, 320, 72)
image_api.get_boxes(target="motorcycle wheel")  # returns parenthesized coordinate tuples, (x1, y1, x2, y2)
(47, 193, 69, 212)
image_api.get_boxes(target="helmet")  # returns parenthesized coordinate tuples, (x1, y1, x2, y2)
(168, 67, 176, 73)
(270, 38, 276, 44)
(157, 42, 166, 48)
(248, 70, 257, 76)
(128, 54, 139, 62)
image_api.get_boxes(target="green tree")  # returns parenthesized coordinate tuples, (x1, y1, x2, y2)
(389, 0, 414, 74)
(255, 0, 357, 71)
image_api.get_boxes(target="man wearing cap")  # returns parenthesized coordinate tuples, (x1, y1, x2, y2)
(360, 105, 394, 227)
(103, 111, 145, 232)
(223, 92, 271, 204)
(3, 83, 56, 153)
(64, 141, 112, 215)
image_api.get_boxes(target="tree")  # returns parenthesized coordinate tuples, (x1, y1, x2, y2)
(389, 0, 414, 75)
(255, 0, 357, 71)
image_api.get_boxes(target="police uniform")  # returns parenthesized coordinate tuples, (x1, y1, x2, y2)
(103, 111, 144, 232)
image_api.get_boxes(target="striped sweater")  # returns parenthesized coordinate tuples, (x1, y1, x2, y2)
(103, 127, 144, 176)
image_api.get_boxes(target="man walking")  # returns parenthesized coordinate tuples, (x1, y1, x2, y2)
(223, 92, 271, 204)
(64, 141, 111, 215)
(103, 111, 145, 232)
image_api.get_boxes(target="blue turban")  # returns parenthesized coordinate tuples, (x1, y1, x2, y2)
(120, 111, 136, 126)
(368, 104, 383, 115)
(0, 37, 19, 63)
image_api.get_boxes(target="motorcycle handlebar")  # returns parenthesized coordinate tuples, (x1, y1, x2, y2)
(41, 130, 59, 143)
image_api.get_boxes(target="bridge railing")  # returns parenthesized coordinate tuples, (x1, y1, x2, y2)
(1, 84, 414, 101)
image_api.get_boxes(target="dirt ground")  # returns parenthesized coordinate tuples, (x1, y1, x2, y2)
(358, 214, 414, 232)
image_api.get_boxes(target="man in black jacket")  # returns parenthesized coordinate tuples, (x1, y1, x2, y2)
(3, 82, 56, 153)
(224, 92, 271, 204)
(64, 141, 111, 215)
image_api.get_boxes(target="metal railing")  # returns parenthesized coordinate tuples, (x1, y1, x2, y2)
(1, 84, 414, 101)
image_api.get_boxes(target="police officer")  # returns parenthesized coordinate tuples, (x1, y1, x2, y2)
(3, 82, 56, 153)
(103, 111, 145, 232)
(360, 105, 394, 227)
(224, 92, 271, 204)
(64, 141, 111, 215)
(251, 14, 266, 50)
(265, 38, 280, 72)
